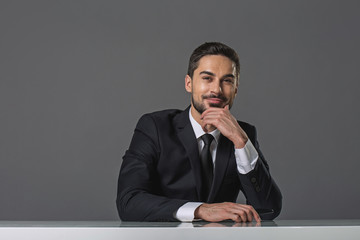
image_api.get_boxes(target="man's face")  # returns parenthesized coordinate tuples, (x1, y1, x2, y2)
(185, 55, 238, 115)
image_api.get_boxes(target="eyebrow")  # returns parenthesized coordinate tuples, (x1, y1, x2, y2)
(222, 74, 235, 79)
(199, 71, 235, 79)
(199, 71, 216, 76)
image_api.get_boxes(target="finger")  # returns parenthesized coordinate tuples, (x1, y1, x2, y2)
(243, 207, 253, 222)
(226, 205, 248, 222)
(201, 114, 220, 121)
(202, 118, 233, 131)
(202, 124, 209, 132)
(202, 126, 207, 132)
(232, 205, 258, 222)
(245, 206, 261, 222)
(242, 208, 253, 222)
(201, 107, 226, 119)
(237, 210, 248, 222)
(202, 111, 229, 120)
(250, 207, 261, 222)
(243, 205, 257, 222)
(202, 115, 235, 129)
(231, 207, 251, 222)
(201, 110, 232, 123)
(201, 118, 221, 130)
(201, 115, 221, 125)
(230, 213, 241, 223)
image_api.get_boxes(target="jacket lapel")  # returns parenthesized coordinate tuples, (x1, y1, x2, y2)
(208, 134, 233, 202)
(174, 107, 203, 201)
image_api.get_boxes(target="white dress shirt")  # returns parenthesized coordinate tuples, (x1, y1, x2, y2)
(174, 109, 259, 221)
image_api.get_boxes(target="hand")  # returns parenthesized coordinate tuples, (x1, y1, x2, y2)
(194, 202, 261, 223)
(201, 105, 248, 148)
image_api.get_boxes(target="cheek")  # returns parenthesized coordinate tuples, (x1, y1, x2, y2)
(199, 82, 210, 93)
(193, 83, 208, 97)
(224, 88, 236, 100)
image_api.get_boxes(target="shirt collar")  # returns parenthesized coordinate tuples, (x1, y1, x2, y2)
(189, 108, 220, 143)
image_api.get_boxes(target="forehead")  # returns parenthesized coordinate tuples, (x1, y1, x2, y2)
(195, 55, 236, 75)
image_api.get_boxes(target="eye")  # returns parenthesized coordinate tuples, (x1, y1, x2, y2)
(223, 79, 234, 84)
(202, 76, 211, 80)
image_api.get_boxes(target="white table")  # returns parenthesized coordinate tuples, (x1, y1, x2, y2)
(1, 220, 359, 240)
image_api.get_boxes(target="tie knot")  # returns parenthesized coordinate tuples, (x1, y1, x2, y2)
(201, 134, 214, 146)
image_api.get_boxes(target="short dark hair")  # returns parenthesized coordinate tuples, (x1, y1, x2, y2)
(187, 42, 240, 84)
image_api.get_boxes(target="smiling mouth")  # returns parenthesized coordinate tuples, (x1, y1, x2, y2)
(206, 98, 223, 104)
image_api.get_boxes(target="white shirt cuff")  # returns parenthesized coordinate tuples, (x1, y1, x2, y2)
(175, 202, 203, 222)
(235, 140, 259, 174)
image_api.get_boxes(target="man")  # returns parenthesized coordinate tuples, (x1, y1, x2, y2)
(116, 42, 282, 222)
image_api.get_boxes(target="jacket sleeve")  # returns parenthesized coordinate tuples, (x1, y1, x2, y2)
(238, 124, 283, 220)
(116, 114, 188, 221)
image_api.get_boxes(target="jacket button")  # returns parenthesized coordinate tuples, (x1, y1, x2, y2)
(251, 177, 257, 183)
(256, 186, 261, 192)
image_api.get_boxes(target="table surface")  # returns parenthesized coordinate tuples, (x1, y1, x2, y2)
(1, 219, 360, 227)
(1, 220, 360, 240)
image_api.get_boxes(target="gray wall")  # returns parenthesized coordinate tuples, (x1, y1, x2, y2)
(1, 0, 359, 220)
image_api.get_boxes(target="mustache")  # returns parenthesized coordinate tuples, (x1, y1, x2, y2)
(202, 94, 228, 102)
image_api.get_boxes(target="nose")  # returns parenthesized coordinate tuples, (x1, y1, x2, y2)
(210, 79, 222, 95)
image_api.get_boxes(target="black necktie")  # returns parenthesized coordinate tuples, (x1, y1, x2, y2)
(200, 134, 214, 202)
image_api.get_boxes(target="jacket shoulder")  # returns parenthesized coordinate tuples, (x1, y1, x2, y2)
(135, 109, 184, 131)
(145, 109, 183, 119)
(138, 109, 184, 125)
(238, 120, 256, 132)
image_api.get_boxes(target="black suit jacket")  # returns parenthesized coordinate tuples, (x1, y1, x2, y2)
(116, 107, 282, 221)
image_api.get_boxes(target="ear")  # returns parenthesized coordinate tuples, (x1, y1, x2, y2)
(185, 75, 192, 93)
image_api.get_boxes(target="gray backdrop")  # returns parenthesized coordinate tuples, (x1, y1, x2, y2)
(1, 0, 359, 220)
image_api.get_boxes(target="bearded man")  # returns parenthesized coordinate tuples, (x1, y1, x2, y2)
(116, 42, 282, 222)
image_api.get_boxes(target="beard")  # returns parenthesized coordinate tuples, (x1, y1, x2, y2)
(192, 93, 229, 114)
